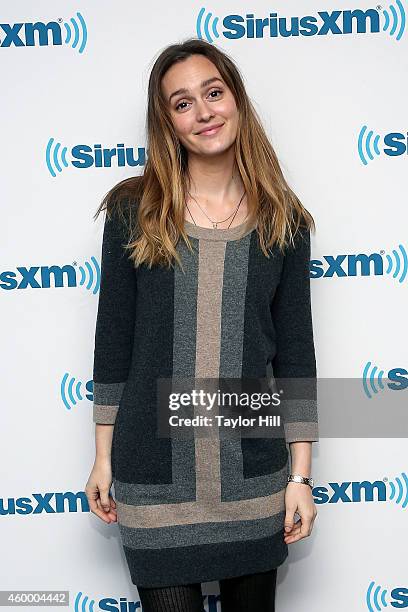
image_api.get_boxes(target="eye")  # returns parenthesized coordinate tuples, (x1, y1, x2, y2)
(208, 89, 223, 99)
(175, 100, 189, 111)
(174, 89, 223, 111)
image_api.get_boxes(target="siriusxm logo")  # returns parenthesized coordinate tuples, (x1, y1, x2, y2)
(0, 491, 89, 515)
(363, 362, 408, 398)
(46, 138, 146, 177)
(196, 2, 405, 43)
(358, 124, 408, 164)
(310, 244, 407, 283)
(0, 257, 100, 292)
(314, 473, 408, 507)
(74, 592, 220, 612)
(0, 12, 87, 53)
(366, 580, 408, 610)
(75, 593, 141, 612)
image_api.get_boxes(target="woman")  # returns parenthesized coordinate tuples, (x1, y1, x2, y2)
(85, 38, 319, 612)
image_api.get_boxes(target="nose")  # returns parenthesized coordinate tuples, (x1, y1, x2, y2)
(195, 97, 215, 122)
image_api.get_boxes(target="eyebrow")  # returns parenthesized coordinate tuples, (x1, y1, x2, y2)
(168, 77, 223, 103)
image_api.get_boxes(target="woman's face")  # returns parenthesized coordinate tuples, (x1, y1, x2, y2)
(161, 54, 239, 158)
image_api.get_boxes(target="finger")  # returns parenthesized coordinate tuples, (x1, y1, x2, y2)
(93, 501, 114, 523)
(95, 498, 112, 520)
(97, 509, 113, 523)
(87, 496, 101, 515)
(285, 518, 301, 530)
(301, 515, 314, 537)
(285, 534, 302, 543)
(284, 512, 296, 533)
(284, 519, 306, 542)
(286, 521, 301, 534)
(289, 518, 312, 542)
(284, 524, 304, 542)
(102, 507, 117, 521)
(99, 489, 111, 511)
(284, 526, 301, 540)
(86, 489, 116, 523)
(88, 499, 103, 516)
(97, 497, 117, 521)
(107, 501, 117, 517)
(108, 496, 117, 512)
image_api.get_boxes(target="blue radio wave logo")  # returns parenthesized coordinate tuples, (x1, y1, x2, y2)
(46, 137, 69, 177)
(74, 592, 95, 612)
(366, 580, 389, 611)
(363, 361, 385, 398)
(357, 125, 381, 165)
(61, 373, 85, 411)
(196, 7, 220, 42)
(384, 244, 408, 283)
(382, 0, 406, 40)
(76, 256, 101, 294)
(63, 12, 88, 53)
(387, 471, 408, 508)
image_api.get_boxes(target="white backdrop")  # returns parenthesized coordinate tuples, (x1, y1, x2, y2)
(1, 1, 407, 611)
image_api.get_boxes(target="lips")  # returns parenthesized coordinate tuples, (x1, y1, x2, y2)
(196, 123, 224, 135)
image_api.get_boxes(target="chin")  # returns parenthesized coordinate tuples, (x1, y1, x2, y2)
(200, 147, 230, 157)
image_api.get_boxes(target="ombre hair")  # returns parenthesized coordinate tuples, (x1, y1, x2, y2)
(94, 37, 315, 269)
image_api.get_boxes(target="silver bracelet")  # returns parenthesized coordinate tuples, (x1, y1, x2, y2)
(287, 473, 314, 488)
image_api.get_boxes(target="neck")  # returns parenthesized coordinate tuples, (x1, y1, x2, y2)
(186, 148, 244, 215)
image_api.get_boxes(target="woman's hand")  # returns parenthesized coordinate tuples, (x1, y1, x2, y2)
(85, 457, 117, 524)
(283, 482, 317, 543)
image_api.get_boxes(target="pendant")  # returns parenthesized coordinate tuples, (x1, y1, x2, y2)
(213, 222, 218, 228)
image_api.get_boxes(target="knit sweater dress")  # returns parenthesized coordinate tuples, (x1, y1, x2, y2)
(92, 200, 319, 588)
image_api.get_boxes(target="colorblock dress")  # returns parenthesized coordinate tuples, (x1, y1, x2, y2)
(92, 201, 319, 588)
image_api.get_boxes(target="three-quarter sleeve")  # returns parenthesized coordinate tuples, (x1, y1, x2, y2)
(270, 225, 319, 443)
(92, 202, 137, 425)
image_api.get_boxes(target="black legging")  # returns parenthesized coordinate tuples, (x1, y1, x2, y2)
(137, 567, 277, 611)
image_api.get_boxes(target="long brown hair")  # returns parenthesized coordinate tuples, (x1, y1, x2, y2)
(94, 37, 315, 269)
